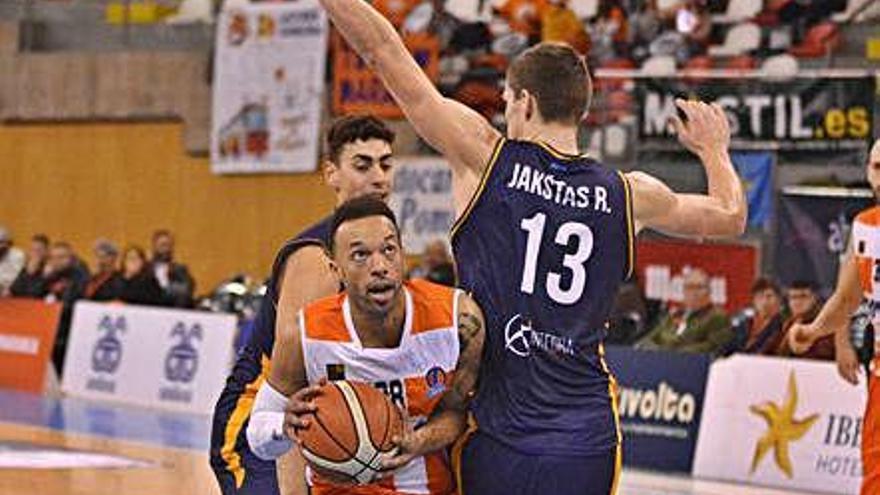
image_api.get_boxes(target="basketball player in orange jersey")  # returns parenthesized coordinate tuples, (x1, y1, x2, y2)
(789, 139, 880, 495)
(247, 196, 485, 495)
(317, 1, 745, 494)
(210, 115, 397, 495)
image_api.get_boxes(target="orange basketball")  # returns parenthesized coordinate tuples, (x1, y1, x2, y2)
(297, 380, 403, 485)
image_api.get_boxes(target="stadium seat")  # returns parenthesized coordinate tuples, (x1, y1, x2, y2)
(657, 0, 681, 12)
(713, 0, 762, 24)
(788, 22, 841, 58)
(446, 0, 485, 22)
(723, 54, 758, 70)
(708, 22, 762, 56)
(640, 55, 677, 76)
(683, 55, 713, 83)
(760, 53, 799, 79)
(571, 0, 599, 20)
(831, 0, 870, 22)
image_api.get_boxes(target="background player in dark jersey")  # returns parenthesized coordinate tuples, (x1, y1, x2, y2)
(316, 2, 746, 495)
(210, 115, 396, 495)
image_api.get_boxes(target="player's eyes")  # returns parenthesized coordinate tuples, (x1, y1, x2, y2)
(351, 251, 368, 262)
(383, 245, 397, 256)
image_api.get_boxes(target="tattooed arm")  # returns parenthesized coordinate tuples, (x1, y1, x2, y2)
(380, 292, 485, 469)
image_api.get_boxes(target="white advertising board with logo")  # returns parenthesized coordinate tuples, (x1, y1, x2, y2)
(693, 355, 867, 494)
(62, 302, 236, 414)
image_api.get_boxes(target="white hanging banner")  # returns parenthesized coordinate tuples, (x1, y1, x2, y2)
(389, 157, 455, 254)
(211, 1, 328, 174)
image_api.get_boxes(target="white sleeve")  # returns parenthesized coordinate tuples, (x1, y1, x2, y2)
(246, 381, 294, 460)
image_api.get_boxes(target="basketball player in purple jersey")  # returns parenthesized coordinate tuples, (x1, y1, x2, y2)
(314, 2, 747, 493)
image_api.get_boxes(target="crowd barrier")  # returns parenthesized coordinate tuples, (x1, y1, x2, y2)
(608, 349, 866, 494)
(0, 299, 61, 393)
(61, 301, 237, 414)
(694, 355, 866, 495)
(605, 346, 711, 473)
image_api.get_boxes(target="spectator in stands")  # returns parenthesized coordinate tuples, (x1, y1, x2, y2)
(629, 0, 662, 60)
(409, 239, 452, 279)
(425, 0, 463, 47)
(495, 0, 548, 41)
(777, 279, 832, 359)
(541, 0, 591, 55)
(675, 0, 712, 57)
(9, 234, 50, 298)
(636, 268, 732, 354)
(44, 241, 90, 374)
(591, 0, 629, 61)
(150, 229, 195, 308)
(44, 242, 90, 305)
(84, 239, 123, 302)
(121, 246, 167, 306)
(606, 276, 649, 345)
(722, 278, 785, 356)
(0, 226, 25, 296)
(650, 0, 711, 62)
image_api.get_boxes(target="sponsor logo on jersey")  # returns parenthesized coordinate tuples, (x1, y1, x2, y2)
(424, 366, 447, 398)
(504, 314, 576, 358)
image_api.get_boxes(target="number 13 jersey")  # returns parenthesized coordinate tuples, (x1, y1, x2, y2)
(451, 139, 634, 457)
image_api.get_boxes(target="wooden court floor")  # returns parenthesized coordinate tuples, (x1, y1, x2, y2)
(0, 389, 819, 495)
(0, 422, 219, 495)
(0, 389, 219, 495)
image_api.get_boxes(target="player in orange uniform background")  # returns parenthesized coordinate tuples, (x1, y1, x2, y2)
(790, 138, 880, 495)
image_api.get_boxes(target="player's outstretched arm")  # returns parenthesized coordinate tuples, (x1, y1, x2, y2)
(318, 0, 500, 176)
(788, 242, 862, 375)
(627, 99, 747, 238)
(380, 293, 485, 470)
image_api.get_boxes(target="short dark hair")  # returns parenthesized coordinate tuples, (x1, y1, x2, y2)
(789, 280, 817, 291)
(751, 277, 780, 296)
(329, 195, 399, 252)
(32, 234, 49, 246)
(325, 115, 395, 163)
(507, 42, 592, 125)
(152, 229, 173, 242)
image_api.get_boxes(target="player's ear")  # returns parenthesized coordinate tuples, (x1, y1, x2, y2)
(323, 159, 339, 189)
(524, 91, 536, 121)
(328, 259, 340, 277)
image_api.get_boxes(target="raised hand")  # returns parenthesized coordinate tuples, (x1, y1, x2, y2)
(670, 99, 731, 158)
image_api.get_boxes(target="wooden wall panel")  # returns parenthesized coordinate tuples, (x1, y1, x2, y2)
(0, 121, 334, 295)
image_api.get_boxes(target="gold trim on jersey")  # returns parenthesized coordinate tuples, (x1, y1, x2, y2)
(617, 170, 635, 279)
(450, 137, 506, 240)
(451, 415, 478, 495)
(537, 141, 589, 161)
(221, 354, 271, 488)
(598, 342, 623, 495)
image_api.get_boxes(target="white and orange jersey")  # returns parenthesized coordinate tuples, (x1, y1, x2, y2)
(854, 206, 880, 302)
(299, 279, 462, 495)
(853, 205, 880, 375)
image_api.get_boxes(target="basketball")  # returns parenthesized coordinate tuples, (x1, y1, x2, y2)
(296, 380, 403, 485)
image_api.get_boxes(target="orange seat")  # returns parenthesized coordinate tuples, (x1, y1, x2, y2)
(789, 22, 840, 58)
